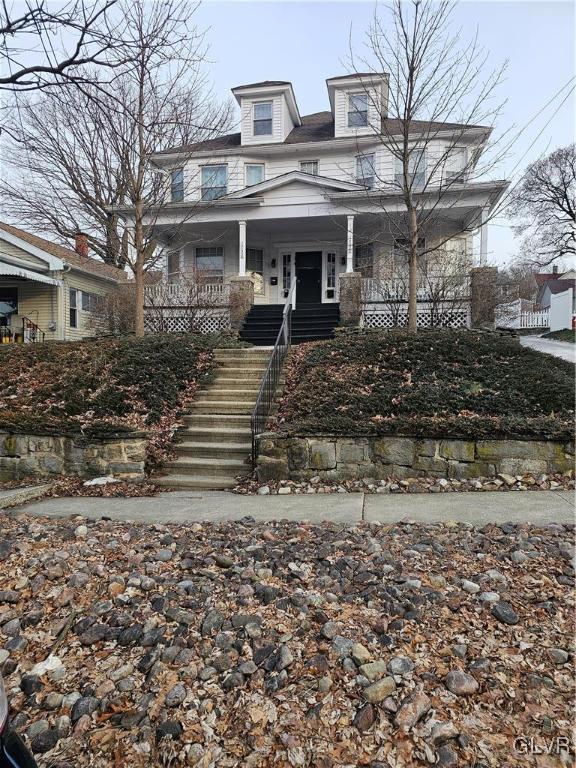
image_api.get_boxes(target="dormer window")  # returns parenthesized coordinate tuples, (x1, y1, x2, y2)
(170, 168, 184, 202)
(253, 101, 273, 136)
(348, 93, 368, 127)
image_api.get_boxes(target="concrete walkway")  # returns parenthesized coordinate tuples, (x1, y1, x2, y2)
(520, 334, 575, 363)
(6, 489, 574, 525)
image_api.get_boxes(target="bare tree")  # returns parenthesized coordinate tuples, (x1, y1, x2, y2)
(349, 0, 507, 331)
(509, 144, 576, 266)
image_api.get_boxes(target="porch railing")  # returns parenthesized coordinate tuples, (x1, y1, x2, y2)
(362, 276, 470, 302)
(144, 282, 230, 307)
(251, 281, 295, 467)
(0, 317, 45, 344)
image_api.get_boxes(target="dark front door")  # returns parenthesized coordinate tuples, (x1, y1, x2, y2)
(295, 252, 322, 305)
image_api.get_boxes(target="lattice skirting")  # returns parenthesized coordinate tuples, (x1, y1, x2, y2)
(144, 310, 231, 334)
(362, 309, 470, 329)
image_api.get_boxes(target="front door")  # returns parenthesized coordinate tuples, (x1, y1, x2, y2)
(295, 252, 322, 305)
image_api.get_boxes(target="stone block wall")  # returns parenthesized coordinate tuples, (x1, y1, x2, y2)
(0, 431, 147, 482)
(256, 434, 574, 482)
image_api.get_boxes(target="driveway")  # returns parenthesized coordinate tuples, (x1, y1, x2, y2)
(520, 334, 575, 363)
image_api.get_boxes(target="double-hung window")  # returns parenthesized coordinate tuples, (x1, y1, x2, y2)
(300, 160, 318, 175)
(170, 167, 184, 202)
(348, 93, 368, 127)
(69, 288, 78, 328)
(356, 154, 375, 189)
(195, 246, 224, 283)
(394, 149, 426, 190)
(245, 164, 264, 187)
(201, 165, 227, 201)
(253, 101, 273, 136)
(354, 243, 374, 278)
(445, 147, 467, 183)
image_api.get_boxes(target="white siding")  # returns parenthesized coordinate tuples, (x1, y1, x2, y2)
(333, 84, 383, 139)
(240, 94, 287, 146)
(0, 239, 52, 271)
(63, 270, 115, 340)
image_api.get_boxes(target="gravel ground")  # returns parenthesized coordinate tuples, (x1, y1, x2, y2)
(0, 513, 574, 768)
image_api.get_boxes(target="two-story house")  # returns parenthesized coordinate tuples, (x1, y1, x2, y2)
(137, 74, 508, 340)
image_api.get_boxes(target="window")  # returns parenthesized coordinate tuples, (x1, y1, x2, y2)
(356, 154, 375, 189)
(393, 238, 426, 274)
(282, 253, 292, 294)
(354, 243, 374, 278)
(69, 288, 78, 328)
(195, 246, 224, 283)
(300, 160, 318, 175)
(394, 149, 426, 190)
(247, 248, 264, 294)
(444, 147, 467, 182)
(81, 291, 91, 311)
(170, 168, 184, 202)
(245, 164, 264, 187)
(348, 93, 368, 127)
(201, 165, 227, 201)
(167, 250, 180, 282)
(253, 101, 273, 136)
(326, 252, 336, 296)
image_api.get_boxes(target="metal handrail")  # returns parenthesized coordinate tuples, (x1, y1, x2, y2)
(250, 281, 295, 467)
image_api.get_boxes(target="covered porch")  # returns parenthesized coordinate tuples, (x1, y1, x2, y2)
(0, 267, 60, 343)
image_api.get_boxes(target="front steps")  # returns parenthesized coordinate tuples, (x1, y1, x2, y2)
(156, 348, 269, 490)
(239, 303, 340, 345)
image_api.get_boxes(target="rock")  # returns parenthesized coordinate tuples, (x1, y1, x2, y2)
(31, 728, 59, 754)
(276, 645, 294, 671)
(498, 473, 517, 486)
(83, 476, 118, 486)
(43, 692, 64, 710)
(201, 609, 224, 636)
(222, 672, 244, 689)
(445, 670, 479, 696)
(20, 674, 42, 696)
(351, 643, 372, 666)
(461, 579, 480, 594)
(0, 650, 9, 665)
(214, 554, 234, 568)
(0, 590, 19, 603)
(429, 721, 459, 745)
(155, 549, 173, 562)
(394, 692, 431, 731)
(479, 591, 500, 603)
(491, 601, 519, 625)
(239, 661, 257, 675)
(78, 624, 108, 645)
(353, 703, 375, 732)
(547, 648, 569, 664)
(257, 486, 270, 495)
(165, 683, 187, 707)
(359, 661, 388, 682)
(27, 720, 49, 740)
(71, 696, 99, 722)
(387, 656, 414, 676)
(156, 720, 183, 742)
(318, 675, 332, 692)
(3, 618, 21, 636)
(437, 743, 459, 767)
(451, 644, 467, 659)
(363, 676, 396, 703)
(321, 621, 338, 640)
(55, 715, 71, 737)
(117, 624, 143, 645)
(74, 525, 88, 539)
(510, 550, 528, 564)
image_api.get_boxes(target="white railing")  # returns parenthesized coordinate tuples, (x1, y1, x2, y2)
(362, 276, 470, 302)
(519, 310, 549, 329)
(144, 282, 230, 307)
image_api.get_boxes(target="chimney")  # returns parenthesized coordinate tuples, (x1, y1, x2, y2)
(552, 264, 558, 274)
(75, 232, 89, 259)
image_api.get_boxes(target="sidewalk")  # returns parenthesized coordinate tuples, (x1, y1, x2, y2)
(6, 488, 574, 525)
(519, 334, 575, 363)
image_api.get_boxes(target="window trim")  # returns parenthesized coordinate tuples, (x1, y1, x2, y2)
(200, 164, 228, 201)
(348, 92, 369, 128)
(253, 100, 273, 136)
(69, 288, 78, 329)
(195, 246, 225, 282)
(356, 153, 375, 189)
(299, 160, 319, 176)
(170, 167, 184, 202)
(245, 163, 265, 187)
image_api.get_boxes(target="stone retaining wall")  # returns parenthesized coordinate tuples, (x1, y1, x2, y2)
(0, 431, 147, 481)
(256, 434, 574, 482)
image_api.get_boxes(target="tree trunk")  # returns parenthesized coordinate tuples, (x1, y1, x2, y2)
(407, 206, 418, 331)
(133, 201, 145, 337)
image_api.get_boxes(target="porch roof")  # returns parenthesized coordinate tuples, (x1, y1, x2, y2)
(0, 260, 62, 286)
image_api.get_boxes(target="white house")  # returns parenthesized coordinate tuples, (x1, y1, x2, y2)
(126, 74, 508, 340)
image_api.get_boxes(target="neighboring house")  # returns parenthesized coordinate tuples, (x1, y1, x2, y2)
(0, 223, 127, 343)
(116, 74, 508, 335)
(536, 268, 576, 312)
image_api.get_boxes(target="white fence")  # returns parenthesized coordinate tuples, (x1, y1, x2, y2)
(519, 310, 549, 329)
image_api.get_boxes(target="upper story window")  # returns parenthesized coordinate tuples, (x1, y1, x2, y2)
(348, 93, 368, 127)
(395, 150, 426, 190)
(356, 153, 375, 189)
(445, 147, 468, 182)
(201, 165, 227, 201)
(245, 163, 265, 187)
(170, 168, 184, 202)
(253, 101, 273, 136)
(196, 246, 224, 283)
(300, 160, 318, 175)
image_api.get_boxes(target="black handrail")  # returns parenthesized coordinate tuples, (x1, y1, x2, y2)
(250, 282, 295, 467)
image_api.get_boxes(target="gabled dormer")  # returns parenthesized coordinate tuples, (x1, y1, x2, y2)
(326, 73, 388, 139)
(232, 81, 301, 146)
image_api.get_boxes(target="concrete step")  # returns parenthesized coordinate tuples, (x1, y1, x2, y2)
(198, 389, 258, 401)
(212, 375, 263, 387)
(154, 474, 238, 490)
(215, 361, 269, 371)
(173, 441, 251, 459)
(182, 414, 252, 428)
(190, 401, 255, 415)
(163, 457, 249, 477)
(213, 367, 266, 378)
(177, 427, 251, 443)
(214, 347, 271, 355)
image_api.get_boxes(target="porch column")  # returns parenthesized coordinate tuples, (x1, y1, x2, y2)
(346, 215, 354, 272)
(479, 208, 488, 266)
(238, 220, 247, 276)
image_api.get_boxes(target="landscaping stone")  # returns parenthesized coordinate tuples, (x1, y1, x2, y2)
(363, 677, 396, 703)
(445, 670, 479, 695)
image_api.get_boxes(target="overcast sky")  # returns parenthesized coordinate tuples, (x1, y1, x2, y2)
(195, 0, 575, 266)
